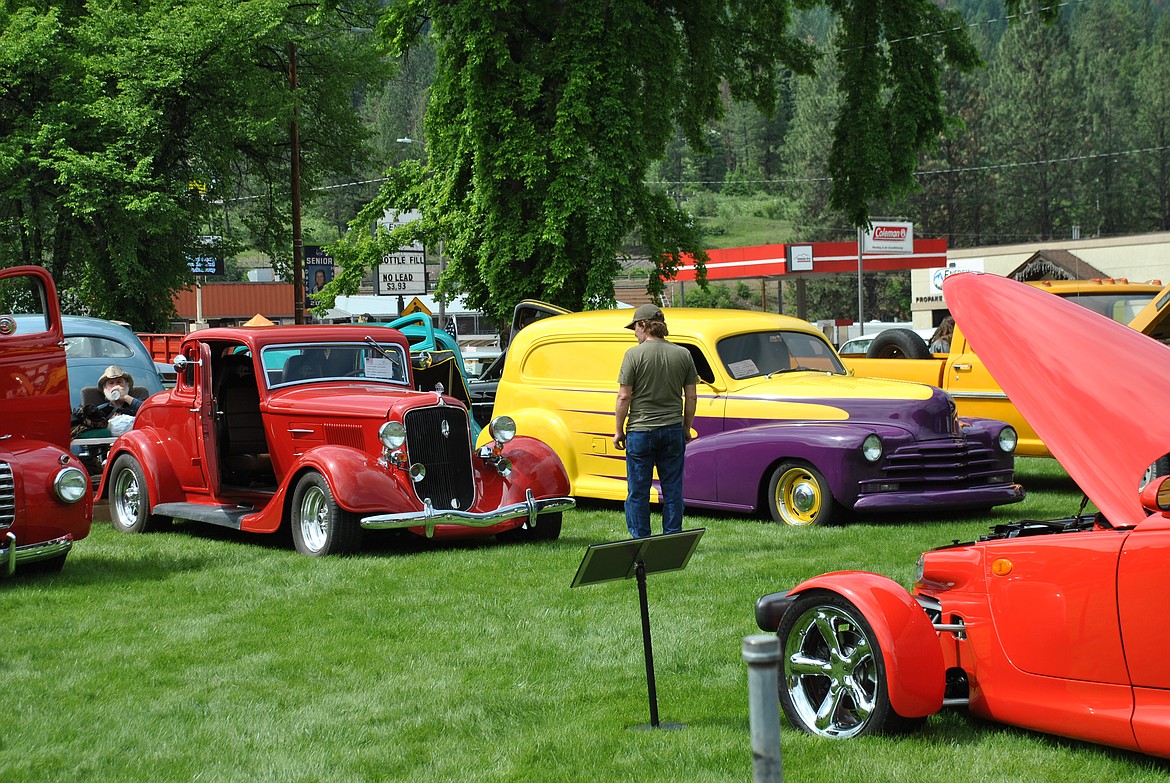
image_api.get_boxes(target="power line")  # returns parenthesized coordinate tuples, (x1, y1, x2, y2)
(648, 144, 1170, 187)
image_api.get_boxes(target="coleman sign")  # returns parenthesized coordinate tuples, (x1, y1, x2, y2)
(862, 221, 914, 254)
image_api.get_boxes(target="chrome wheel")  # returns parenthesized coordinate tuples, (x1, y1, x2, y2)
(109, 454, 161, 533)
(297, 483, 330, 554)
(779, 597, 883, 738)
(113, 465, 142, 527)
(290, 472, 361, 556)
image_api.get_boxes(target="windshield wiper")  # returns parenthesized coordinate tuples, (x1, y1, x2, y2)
(363, 336, 405, 379)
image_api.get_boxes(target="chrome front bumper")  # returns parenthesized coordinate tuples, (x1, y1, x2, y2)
(360, 489, 575, 538)
(2, 531, 74, 576)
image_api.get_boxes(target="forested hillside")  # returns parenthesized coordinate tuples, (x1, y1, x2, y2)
(649, 0, 1170, 249)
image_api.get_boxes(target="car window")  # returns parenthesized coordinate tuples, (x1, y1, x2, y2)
(263, 342, 410, 387)
(64, 335, 135, 359)
(1, 277, 50, 334)
(1057, 293, 1159, 324)
(716, 331, 845, 380)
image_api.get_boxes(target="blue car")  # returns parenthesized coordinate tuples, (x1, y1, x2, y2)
(45, 315, 164, 409)
(20, 315, 165, 481)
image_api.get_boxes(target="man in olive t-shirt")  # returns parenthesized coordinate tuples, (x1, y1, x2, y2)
(613, 304, 698, 538)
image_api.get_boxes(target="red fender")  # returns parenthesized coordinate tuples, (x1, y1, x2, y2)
(296, 445, 417, 514)
(791, 571, 945, 718)
(99, 428, 187, 505)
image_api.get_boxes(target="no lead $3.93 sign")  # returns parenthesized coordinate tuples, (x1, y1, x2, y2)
(377, 248, 426, 295)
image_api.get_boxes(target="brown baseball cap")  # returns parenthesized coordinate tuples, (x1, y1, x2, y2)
(624, 304, 665, 330)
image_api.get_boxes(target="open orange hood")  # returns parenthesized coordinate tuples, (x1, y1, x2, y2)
(945, 272, 1170, 527)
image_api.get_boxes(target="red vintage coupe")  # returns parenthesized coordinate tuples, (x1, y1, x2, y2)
(99, 323, 573, 555)
(755, 272, 1170, 757)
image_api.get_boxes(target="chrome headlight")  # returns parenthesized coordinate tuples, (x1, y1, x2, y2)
(861, 433, 883, 462)
(488, 415, 516, 444)
(379, 421, 407, 450)
(997, 426, 1018, 453)
(54, 466, 89, 504)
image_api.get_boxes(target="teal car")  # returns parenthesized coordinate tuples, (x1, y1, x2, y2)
(381, 313, 481, 441)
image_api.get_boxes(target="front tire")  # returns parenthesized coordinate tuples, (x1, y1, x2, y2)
(498, 512, 562, 543)
(777, 592, 921, 738)
(767, 462, 836, 526)
(109, 454, 165, 533)
(290, 472, 362, 556)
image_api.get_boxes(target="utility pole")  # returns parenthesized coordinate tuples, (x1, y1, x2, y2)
(289, 41, 305, 325)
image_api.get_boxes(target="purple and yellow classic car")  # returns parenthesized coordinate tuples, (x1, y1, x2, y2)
(485, 305, 1022, 525)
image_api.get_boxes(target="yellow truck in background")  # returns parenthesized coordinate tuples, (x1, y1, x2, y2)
(843, 278, 1167, 460)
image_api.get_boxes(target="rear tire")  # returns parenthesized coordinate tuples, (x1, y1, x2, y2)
(866, 329, 931, 360)
(777, 592, 924, 738)
(290, 472, 362, 556)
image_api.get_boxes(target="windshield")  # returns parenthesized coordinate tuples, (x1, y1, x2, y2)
(716, 330, 845, 380)
(262, 342, 409, 388)
(1057, 292, 1159, 323)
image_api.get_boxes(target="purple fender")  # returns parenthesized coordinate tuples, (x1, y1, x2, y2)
(772, 571, 946, 719)
(685, 421, 911, 511)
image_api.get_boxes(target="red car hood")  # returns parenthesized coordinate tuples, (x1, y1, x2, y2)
(945, 272, 1170, 527)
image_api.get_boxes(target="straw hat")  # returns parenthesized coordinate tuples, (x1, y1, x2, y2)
(98, 365, 133, 390)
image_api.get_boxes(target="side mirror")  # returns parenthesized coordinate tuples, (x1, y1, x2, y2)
(1140, 474, 1170, 513)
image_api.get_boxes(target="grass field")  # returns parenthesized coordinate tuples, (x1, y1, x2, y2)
(5, 458, 1170, 782)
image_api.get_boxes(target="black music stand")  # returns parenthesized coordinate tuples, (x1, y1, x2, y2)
(570, 528, 705, 731)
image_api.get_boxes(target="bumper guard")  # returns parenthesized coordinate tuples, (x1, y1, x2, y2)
(2, 532, 74, 577)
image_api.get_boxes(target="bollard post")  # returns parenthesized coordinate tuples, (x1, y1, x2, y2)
(743, 634, 783, 783)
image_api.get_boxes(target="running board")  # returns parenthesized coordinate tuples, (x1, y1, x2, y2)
(152, 503, 250, 529)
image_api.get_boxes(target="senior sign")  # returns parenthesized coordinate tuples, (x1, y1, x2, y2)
(377, 208, 427, 295)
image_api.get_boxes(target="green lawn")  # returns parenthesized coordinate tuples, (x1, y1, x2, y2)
(4, 458, 1168, 782)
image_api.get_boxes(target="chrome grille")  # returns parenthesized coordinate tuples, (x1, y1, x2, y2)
(860, 439, 1009, 490)
(403, 406, 476, 511)
(0, 462, 14, 529)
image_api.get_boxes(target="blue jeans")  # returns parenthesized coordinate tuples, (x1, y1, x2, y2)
(624, 425, 686, 538)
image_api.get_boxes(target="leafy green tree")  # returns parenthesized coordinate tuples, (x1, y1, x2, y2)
(0, 0, 386, 329)
(684, 281, 762, 310)
(331, 0, 979, 325)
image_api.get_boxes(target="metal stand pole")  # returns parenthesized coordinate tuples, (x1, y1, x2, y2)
(743, 634, 783, 783)
(636, 559, 660, 728)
